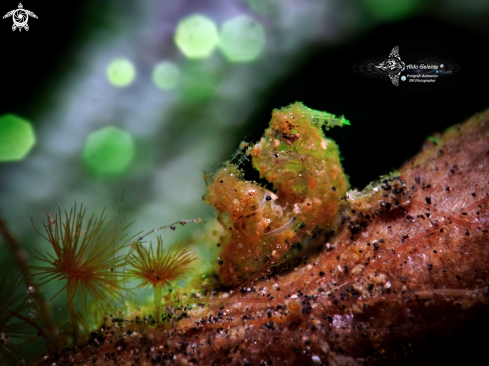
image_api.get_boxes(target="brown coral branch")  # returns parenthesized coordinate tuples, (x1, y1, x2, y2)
(10, 311, 57, 357)
(41, 109, 489, 365)
(0, 212, 58, 351)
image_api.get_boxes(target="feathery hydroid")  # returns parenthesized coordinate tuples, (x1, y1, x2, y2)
(126, 237, 197, 322)
(0, 263, 33, 364)
(31, 203, 136, 343)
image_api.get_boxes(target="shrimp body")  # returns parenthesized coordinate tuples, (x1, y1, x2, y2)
(204, 103, 350, 287)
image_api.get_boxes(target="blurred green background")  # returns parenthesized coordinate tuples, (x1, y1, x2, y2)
(1, 0, 488, 362)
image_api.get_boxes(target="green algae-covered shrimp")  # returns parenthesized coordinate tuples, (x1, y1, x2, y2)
(204, 102, 350, 287)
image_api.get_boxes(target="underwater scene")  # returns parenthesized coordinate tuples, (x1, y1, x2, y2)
(1, 1, 489, 365)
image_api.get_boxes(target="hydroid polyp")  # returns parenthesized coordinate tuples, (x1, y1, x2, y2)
(31, 203, 137, 343)
(126, 237, 197, 322)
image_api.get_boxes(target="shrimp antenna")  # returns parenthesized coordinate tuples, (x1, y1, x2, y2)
(116, 182, 132, 234)
(133, 218, 206, 243)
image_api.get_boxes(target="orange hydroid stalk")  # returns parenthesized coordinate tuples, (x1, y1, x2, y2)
(126, 237, 197, 322)
(205, 102, 350, 287)
(31, 204, 136, 344)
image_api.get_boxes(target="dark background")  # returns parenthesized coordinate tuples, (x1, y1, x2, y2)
(3, 6, 487, 188)
(2, 2, 487, 199)
(234, 17, 489, 189)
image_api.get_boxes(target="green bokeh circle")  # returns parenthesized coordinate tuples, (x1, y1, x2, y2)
(106, 58, 136, 87)
(152, 62, 180, 90)
(0, 114, 36, 162)
(364, 0, 421, 21)
(174, 14, 218, 59)
(219, 15, 266, 62)
(83, 126, 135, 176)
